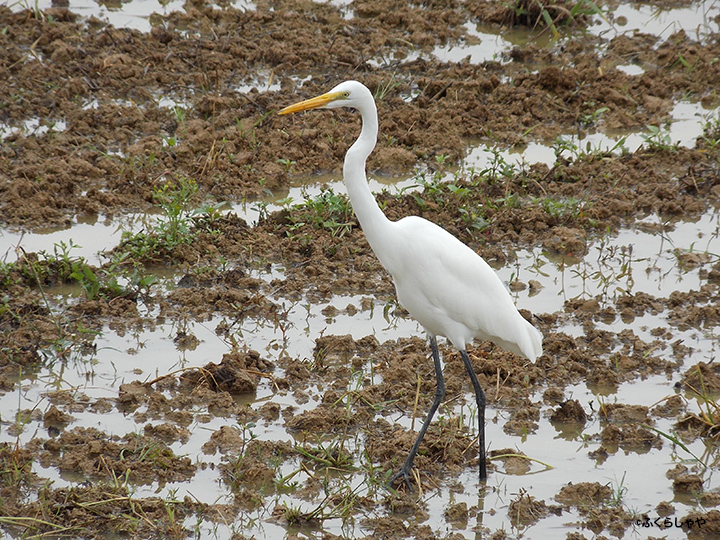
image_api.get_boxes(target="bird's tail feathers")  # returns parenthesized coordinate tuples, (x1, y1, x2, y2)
(490, 319, 543, 362)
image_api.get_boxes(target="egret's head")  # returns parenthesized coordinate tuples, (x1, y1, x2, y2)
(278, 80, 372, 115)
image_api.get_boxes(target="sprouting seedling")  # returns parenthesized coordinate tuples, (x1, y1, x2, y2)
(641, 125, 677, 152)
(373, 74, 401, 102)
(580, 104, 609, 128)
(510, 0, 609, 39)
(276, 157, 296, 173)
(609, 472, 628, 507)
(700, 111, 720, 148)
(643, 424, 707, 469)
(173, 105, 186, 125)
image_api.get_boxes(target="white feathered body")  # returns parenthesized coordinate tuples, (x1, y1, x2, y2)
(283, 80, 543, 363)
(369, 215, 542, 361)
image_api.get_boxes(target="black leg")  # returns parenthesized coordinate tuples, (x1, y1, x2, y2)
(460, 350, 487, 481)
(388, 335, 446, 491)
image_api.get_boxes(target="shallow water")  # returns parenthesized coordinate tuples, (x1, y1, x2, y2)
(5, 0, 254, 31)
(593, 1, 720, 40)
(2, 1, 720, 539)
(3, 195, 718, 537)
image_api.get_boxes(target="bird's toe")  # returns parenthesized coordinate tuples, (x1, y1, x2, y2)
(387, 468, 414, 492)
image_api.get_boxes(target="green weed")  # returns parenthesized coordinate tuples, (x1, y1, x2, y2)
(641, 125, 677, 153)
(644, 425, 706, 469)
(6, 241, 147, 302)
(252, 200, 271, 222)
(295, 439, 356, 473)
(480, 147, 518, 184)
(173, 105, 187, 127)
(566, 237, 634, 302)
(237, 110, 274, 149)
(674, 52, 699, 73)
(700, 111, 720, 149)
(153, 175, 199, 246)
(536, 195, 587, 220)
(287, 188, 355, 239)
(277, 502, 303, 524)
(642, 368, 720, 469)
(684, 367, 720, 439)
(113, 175, 221, 266)
(553, 134, 627, 161)
(458, 207, 490, 234)
(580, 102, 609, 128)
(609, 472, 628, 506)
(10, 0, 45, 21)
(508, 0, 606, 38)
(374, 74, 401, 102)
(492, 191, 521, 209)
(276, 157, 296, 174)
(277, 481, 363, 526)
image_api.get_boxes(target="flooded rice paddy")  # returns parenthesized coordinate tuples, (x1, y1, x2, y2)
(2, 0, 720, 538)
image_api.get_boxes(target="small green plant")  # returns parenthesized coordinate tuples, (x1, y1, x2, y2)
(553, 135, 581, 160)
(641, 125, 677, 152)
(700, 111, 720, 149)
(278, 502, 303, 524)
(224, 424, 262, 489)
(537, 195, 586, 220)
(674, 52, 699, 72)
(69, 262, 101, 299)
(434, 153, 450, 169)
(553, 134, 627, 161)
(684, 367, 720, 439)
(287, 188, 355, 238)
(11, 0, 45, 21)
(609, 472, 628, 507)
(565, 237, 634, 303)
(173, 105, 186, 125)
(252, 200, 271, 222)
(278, 481, 363, 525)
(295, 439, 355, 473)
(236, 110, 274, 149)
(642, 364, 720, 469)
(580, 103, 609, 128)
(508, 0, 606, 38)
(480, 147, 518, 184)
(153, 175, 199, 246)
(644, 425, 706, 469)
(493, 191, 521, 209)
(412, 170, 445, 208)
(373, 74, 401, 102)
(0, 437, 35, 490)
(11, 241, 146, 301)
(446, 181, 470, 199)
(458, 207, 490, 234)
(114, 175, 210, 265)
(276, 157, 296, 173)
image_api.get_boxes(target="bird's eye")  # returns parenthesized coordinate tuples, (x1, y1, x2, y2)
(342, 91, 350, 98)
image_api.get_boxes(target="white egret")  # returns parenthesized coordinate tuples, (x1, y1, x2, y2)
(279, 80, 543, 489)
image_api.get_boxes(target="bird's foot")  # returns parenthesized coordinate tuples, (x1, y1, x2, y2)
(387, 466, 414, 493)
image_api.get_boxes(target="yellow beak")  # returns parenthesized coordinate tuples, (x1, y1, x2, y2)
(278, 91, 343, 115)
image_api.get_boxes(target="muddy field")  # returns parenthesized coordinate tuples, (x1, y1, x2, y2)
(1, 0, 720, 538)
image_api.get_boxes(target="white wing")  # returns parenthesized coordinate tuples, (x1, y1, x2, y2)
(374, 216, 542, 361)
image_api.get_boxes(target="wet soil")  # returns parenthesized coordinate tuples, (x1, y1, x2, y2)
(1, 0, 720, 538)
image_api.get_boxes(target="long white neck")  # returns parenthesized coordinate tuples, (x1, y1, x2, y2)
(344, 98, 393, 262)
